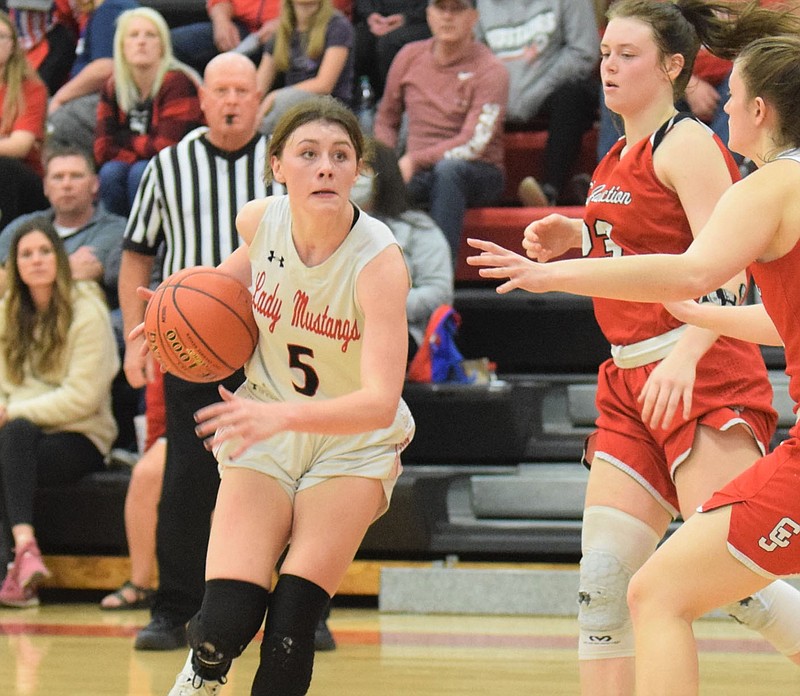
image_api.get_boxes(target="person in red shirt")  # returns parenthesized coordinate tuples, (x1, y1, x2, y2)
(374, 0, 509, 263)
(0, 10, 48, 229)
(94, 7, 202, 218)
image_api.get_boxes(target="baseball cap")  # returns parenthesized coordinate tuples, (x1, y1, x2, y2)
(429, 0, 476, 8)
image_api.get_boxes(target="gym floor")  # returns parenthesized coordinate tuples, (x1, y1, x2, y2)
(3, 598, 800, 694)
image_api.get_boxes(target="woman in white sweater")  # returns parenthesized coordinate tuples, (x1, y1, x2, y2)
(0, 217, 119, 608)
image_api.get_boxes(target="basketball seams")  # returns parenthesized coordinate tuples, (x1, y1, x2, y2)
(171, 288, 241, 372)
(144, 267, 258, 383)
(172, 270, 259, 344)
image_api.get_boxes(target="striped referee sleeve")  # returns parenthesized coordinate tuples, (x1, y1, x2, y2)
(123, 129, 272, 278)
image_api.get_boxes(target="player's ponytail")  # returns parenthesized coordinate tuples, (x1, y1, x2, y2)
(680, 0, 800, 62)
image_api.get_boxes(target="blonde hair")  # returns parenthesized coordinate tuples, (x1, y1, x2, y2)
(272, 0, 334, 74)
(0, 11, 44, 135)
(112, 7, 200, 113)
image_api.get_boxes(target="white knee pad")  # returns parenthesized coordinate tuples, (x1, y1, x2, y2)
(578, 506, 661, 660)
(723, 580, 800, 656)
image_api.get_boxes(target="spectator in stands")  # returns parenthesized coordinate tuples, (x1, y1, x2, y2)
(0, 218, 119, 608)
(0, 144, 126, 313)
(170, 0, 282, 74)
(351, 138, 453, 362)
(118, 51, 284, 652)
(374, 0, 508, 263)
(467, 2, 800, 694)
(0, 10, 48, 229)
(47, 0, 140, 155)
(100, 369, 165, 610)
(351, 0, 430, 104)
(94, 7, 202, 218)
(7, 0, 83, 94)
(255, 0, 354, 135)
(476, 0, 600, 208)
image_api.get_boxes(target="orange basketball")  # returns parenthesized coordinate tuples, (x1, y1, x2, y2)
(144, 267, 258, 383)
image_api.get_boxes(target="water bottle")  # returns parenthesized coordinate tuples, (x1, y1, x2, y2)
(357, 75, 375, 135)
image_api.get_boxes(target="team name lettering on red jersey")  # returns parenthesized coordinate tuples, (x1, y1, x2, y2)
(292, 290, 361, 352)
(587, 184, 632, 205)
(252, 271, 283, 332)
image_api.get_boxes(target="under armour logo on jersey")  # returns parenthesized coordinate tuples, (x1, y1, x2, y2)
(268, 250, 285, 267)
(758, 517, 800, 551)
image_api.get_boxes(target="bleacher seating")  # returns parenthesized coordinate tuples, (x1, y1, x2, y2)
(25, 4, 791, 591)
(25, 137, 606, 583)
(501, 127, 598, 205)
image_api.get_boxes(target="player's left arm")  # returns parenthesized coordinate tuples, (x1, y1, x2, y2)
(664, 300, 783, 347)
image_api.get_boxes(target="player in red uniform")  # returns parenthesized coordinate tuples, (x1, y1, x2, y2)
(467, 26, 800, 696)
(468, 1, 800, 694)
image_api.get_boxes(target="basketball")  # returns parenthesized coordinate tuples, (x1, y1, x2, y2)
(143, 267, 259, 383)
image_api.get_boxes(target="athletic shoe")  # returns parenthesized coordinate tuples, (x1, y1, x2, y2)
(14, 539, 51, 590)
(168, 652, 225, 696)
(134, 614, 188, 650)
(518, 176, 555, 207)
(0, 562, 39, 608)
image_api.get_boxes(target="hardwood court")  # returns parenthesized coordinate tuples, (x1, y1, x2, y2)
(3, 601, 800, 695)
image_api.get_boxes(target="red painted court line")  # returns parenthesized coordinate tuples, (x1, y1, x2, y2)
(0, 620, 779, 655)
(0, 622, 141, 638)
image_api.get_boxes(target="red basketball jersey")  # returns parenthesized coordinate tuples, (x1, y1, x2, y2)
(583, 115, 774, 417)
(584, 114, 740, 345)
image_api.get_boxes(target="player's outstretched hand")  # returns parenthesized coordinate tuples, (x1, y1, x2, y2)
(466, 238, 552, 294)
(522, 213, 580, 262)
(194, 386, 288, 460)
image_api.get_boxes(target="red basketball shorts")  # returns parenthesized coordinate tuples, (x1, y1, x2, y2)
(702, 435, 800, 578)
(586, 357, 776, 518)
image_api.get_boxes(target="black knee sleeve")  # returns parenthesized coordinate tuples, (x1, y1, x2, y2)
(187, 579, 269, 681)
(251, 574, 331, 696)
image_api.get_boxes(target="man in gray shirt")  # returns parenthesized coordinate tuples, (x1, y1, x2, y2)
(476, 0, 600, 206)
(0, 144, 126, 309)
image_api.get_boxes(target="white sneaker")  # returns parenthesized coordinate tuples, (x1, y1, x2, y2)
(167, 652, 224, 696)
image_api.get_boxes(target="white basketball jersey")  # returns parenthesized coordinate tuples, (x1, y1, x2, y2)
(245, 195, 401, 403)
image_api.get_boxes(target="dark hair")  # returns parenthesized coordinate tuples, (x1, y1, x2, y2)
(4, 217, 74, 383)
(42, 142, 97, 175)
(607, 0, 800, 101)
(265, 95, 368, 183)
(737, 34, 800, 157)
(363, 139, 409, 219)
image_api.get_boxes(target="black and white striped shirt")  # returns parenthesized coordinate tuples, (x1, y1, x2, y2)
(123, 126, 279, 277)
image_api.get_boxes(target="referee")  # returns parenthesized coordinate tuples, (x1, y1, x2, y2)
(118, 53, 283, 652)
